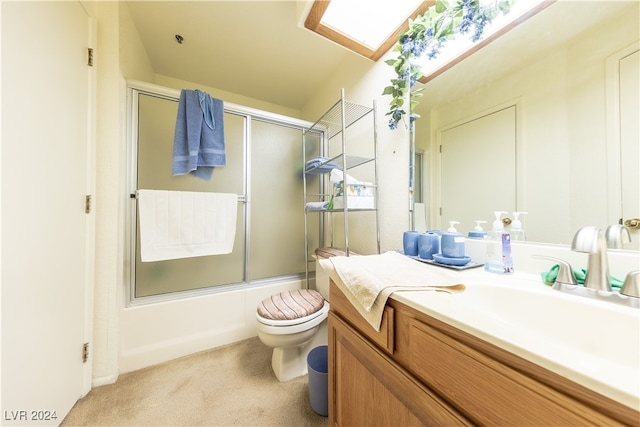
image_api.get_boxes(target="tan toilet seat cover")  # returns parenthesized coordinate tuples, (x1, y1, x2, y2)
(257, 289, 325, 321)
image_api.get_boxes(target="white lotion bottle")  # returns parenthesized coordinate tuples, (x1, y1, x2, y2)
(484, 211, 514, 274)
(510, 211, 528, 241)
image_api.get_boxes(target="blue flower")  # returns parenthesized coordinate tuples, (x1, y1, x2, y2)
(412, 39, 427, 57)
(402, 37, 429, 57)
(400, 67, 419, 87)
(384, 0, 513, 130)
(472, 10, 490, 42)
(402, 38, 415, 55)
(427, 37, 446, 60)
(458, 18, 471, 34)
(459, 0, 480, 35)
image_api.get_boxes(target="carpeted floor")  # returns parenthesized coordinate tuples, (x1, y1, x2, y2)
(62, 337, 328, 426)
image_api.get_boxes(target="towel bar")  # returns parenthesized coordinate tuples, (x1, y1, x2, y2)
(130, 192, 245, 202)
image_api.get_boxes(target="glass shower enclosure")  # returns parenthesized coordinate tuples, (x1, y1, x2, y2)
(127, 82, 319, 302)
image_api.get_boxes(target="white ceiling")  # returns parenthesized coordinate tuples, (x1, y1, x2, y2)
(126, 1, 637, 112)
(126, 1, 353, 110)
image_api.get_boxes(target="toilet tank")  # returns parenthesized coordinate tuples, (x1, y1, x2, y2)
(314, 258, 330, 301)
(313, 247, 359, 302)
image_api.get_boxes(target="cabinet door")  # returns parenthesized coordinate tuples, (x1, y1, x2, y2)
(329, 313, 469, 426)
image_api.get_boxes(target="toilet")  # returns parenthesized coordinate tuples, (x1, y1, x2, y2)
(256, 256, 332, 382)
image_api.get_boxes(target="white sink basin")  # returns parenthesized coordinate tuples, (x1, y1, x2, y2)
(455, 283, 639, 373)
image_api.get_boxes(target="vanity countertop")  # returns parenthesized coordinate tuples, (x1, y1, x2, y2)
(390, 265, 640, 411)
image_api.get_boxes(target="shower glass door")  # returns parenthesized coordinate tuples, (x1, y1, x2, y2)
(131, 89, 310, 300)
(249, 119, 308, 280)
(134, 93, 246, 297)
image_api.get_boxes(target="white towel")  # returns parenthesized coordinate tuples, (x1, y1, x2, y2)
(138, 189, 237, 262)
(320, 251, 465, 331)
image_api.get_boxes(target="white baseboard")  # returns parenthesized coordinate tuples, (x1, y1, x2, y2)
(92, 373, 119, 388)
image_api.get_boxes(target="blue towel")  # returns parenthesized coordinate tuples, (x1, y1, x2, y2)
(172, 89, 226, 180)
(305, 156, 337, 173)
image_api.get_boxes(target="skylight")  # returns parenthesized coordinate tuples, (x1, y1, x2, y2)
(321, 0, 424, 50)
(305, 0, 553, 82)
(415, 0, 553, 82)
(305, 0, 431, 61)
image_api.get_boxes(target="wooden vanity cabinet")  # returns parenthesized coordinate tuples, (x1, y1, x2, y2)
(328, 281, 638, 426)
(328, 282, 471, 426)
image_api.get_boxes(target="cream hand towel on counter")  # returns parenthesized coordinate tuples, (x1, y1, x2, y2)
(320, 251, 465, 331)
(138, 189, 237, 262)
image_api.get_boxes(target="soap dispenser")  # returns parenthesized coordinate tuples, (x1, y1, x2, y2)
(510, 212, 528, 241)
(468, 220, 488, 239)
(484, 212, 514, 274)
(441, 221, 465, 258)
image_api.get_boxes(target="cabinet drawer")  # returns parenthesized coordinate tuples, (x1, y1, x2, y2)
(329, 281, 394, 354)
(408, 320, 623, 426)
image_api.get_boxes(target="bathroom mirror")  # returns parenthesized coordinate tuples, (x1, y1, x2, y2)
(413, 1, 639, 250)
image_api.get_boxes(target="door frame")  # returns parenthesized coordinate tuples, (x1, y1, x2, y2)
(82, 4, 97, 396)
(606, 41, 640, 231)
(433, 98, 524, 231)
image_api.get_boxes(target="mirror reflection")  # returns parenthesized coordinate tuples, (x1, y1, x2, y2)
(414, 0, 639, 250)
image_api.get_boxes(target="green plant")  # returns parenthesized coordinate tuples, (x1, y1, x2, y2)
(383, 0, 514, 130)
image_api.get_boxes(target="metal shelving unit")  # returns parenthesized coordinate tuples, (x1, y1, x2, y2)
(302, 89, 380, 287)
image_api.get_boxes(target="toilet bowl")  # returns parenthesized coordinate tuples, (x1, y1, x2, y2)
(256, 298, 329, 382)
(256, 254, 332, 382)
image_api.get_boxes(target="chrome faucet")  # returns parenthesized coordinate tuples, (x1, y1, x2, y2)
(571, 226, 611, 292)
(605, 223, 632, 249)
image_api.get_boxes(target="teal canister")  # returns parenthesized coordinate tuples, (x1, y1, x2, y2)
(441, 221, 465, 258)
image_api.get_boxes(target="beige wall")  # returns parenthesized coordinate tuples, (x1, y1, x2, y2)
(154, 74, 301, 119)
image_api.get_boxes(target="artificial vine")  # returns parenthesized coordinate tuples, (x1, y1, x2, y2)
(383, 0, 514, 130)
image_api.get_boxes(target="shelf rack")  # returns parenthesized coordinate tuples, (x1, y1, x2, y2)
(302, 88, 380, 287)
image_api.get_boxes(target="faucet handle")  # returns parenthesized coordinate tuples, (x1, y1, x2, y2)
(605, 224, 632, 249)
(621, 271, 640, 298)
(533, 255, 577, 286)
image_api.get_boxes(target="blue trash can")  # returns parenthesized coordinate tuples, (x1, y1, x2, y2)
(307, 345, 328, 417)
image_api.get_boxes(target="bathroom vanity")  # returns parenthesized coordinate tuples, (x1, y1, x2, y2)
(328, 280, 639, 426)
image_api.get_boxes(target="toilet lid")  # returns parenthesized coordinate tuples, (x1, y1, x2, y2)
(257, 289, 325, 321)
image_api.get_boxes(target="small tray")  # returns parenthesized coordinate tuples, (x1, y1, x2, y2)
(407, 254, 484, 271)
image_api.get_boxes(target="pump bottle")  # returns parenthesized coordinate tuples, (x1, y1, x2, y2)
(484, 211, 514, 274)
(510, 212, 527, 241)
(468, 220, 487, 239)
